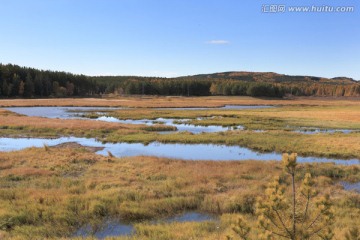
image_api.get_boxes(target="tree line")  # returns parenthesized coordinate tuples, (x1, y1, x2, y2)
(1, 64, 359, 98)
(0, 64, 97, 98)
(96, 78, 360, 97)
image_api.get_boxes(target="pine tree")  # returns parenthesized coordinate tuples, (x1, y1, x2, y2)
(256, 153, 334, 240)
(18, 81, 25, 96)
(231, 217, 251, 240)
(24, 73, 34, 97)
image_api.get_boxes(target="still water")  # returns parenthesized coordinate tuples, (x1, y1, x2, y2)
(0, 137, 358, 165)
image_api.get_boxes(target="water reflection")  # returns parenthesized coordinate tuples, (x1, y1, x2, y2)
(5, 107, 120, 119)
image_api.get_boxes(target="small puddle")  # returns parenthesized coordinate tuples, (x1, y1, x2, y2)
(340, 181, 360, 193)
(73, 212, 215, 238)
(73, 221, 133, 238)
(0, 137, 358, 165)
(161, 212, 215, 223)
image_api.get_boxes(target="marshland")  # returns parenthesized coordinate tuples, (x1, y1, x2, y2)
(0, 96, 359, 239)
(1, 0, 359, 238)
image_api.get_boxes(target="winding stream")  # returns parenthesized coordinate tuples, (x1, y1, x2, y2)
(2, 106, 359, 165)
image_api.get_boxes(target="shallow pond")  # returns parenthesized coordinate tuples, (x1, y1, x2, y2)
(74, 221, 133, 238)
(0, 137, 358, 165)
(73, 212, 216, 238)
(5, 106, 121, 119)
(5, 107, 243, 134)
(5, 105, 272, 118)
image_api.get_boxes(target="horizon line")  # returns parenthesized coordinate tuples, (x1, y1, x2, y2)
(0, 62, 358, 81)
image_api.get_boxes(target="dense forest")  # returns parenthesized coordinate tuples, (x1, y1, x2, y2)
(0, 64, 99, 98)
(1, 63, 359, 98)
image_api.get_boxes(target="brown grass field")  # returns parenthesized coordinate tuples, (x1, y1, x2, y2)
(0, 96, 359, 108)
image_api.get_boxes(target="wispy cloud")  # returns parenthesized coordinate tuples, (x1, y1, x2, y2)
(206, 40, 230, 45)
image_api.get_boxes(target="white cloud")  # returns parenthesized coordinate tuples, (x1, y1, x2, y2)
(206, 40, 230, 45)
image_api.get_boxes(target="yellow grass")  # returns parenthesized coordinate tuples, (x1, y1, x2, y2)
(0, 146, 358, 239)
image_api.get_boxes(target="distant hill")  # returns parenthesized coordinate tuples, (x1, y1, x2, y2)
(1, 63, 359, 98)
(188, 71, 357, 84)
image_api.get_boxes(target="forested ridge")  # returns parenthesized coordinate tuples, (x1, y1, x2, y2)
(1, 63, 359, 98)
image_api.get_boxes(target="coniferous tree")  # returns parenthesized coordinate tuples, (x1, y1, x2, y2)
(2, 80, 11, 97)
(34, 74, 44, 96)
(256, 153, 334, 240)
(24, 73, 34, 97)
(18, 81, 25, 96)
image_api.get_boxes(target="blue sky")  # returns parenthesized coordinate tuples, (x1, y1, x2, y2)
(0, 0, 359, 79)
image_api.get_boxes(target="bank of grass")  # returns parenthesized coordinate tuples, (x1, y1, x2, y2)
(139, 125, 177, 132)
(0, 146, 359, 239)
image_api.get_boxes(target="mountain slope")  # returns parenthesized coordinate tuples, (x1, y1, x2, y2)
(189, 71, 357, 84)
